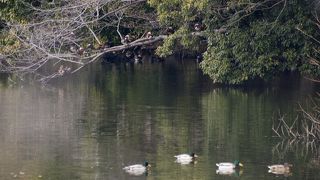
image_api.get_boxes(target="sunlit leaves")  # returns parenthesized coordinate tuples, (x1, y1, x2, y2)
(148, 0, 208, 58)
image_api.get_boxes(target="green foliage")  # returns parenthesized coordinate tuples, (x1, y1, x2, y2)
(201, 0, 320, 84)
(156, 34, 175, 57)
(0, 29, 21, 55)
(148, 0, 208, 57)
(148, 0, 207, 24)
(1, 0, 320, 84)
(0, 0, 33, 22)
(150, 0, 320, 84)
(156, 26, 196, 57)
(0, 0, 35, 53)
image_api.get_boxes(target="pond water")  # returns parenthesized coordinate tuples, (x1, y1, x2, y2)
(0, 57, 319, 180)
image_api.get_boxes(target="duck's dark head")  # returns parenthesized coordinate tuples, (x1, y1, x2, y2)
(234, 160, 244, 167)
(144, 161, 151, 168)
(190, 153, 198, 158)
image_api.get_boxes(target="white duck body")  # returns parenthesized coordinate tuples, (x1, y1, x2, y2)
(175, 158, 194, 165)
(174, 153, 198, 161)
(123, 164, 149, 176)
(216, 161, 244, 170)
(216, 168, 236, 175)
(174, 154, 194, 161)
(216, 162, 236, 170)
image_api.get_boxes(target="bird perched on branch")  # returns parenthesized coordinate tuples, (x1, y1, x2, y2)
(86, 43, 93, 49)
(58, 65, 71, 75)
(78, 47, 85, 55)
(122, 35, 131, 44)
(164, 27, 174, 35)
(194, 23, 203, 31)
(146, 31, 153, 39)
(70, 46, 77, 53)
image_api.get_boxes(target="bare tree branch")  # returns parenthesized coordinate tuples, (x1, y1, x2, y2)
(1, 0, 154, 81)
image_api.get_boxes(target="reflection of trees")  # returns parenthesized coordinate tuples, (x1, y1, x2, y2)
(87, 63, 319, 179)
(201, 83, 316, 162)
(203, 88, 276, 161)
(200, 84, 320, 179)
(0, 83, 98, 179)
(1, 58, 319, 179)
(86, 59, 208, 179)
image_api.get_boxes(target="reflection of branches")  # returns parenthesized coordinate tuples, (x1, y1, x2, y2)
(272, 96, 320, 167)
(272, 139, 318, 160)
(272, 139, 320, 168)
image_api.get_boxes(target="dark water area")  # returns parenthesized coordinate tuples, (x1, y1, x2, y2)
(0, 57, 319, 179)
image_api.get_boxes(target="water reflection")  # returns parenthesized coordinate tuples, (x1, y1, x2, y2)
(0, 85, 97, 179)
(216, 168, 243, 177)
(0, 58, 319, 179)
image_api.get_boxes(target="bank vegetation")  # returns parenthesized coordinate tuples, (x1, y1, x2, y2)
(0, 0, 320, 83)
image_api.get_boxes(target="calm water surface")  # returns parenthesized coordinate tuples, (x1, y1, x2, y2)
(0, 57, 319, 180)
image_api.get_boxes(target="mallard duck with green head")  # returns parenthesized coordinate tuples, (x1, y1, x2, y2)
(123, 161, 151, 176)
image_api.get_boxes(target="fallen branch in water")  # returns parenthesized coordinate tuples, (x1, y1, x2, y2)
(1, 0, 222, 83)
(69, 35, 167, 73)
(1, 0, 156, 82)
(36, 31, 207, 83)
(272, 100, 320, 141)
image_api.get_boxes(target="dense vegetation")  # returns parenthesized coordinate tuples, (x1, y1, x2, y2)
(0, 0, 320, 84)
(149, 0, 320, 84)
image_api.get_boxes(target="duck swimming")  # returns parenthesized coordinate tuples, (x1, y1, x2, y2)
(174, 153, 198, 164)
(216, 160, 244, 170)
(174, 153, 198, 161)
(268, 163, 292, 176)
(216, 168, 243, 177)
(123, 161, 151, 176)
